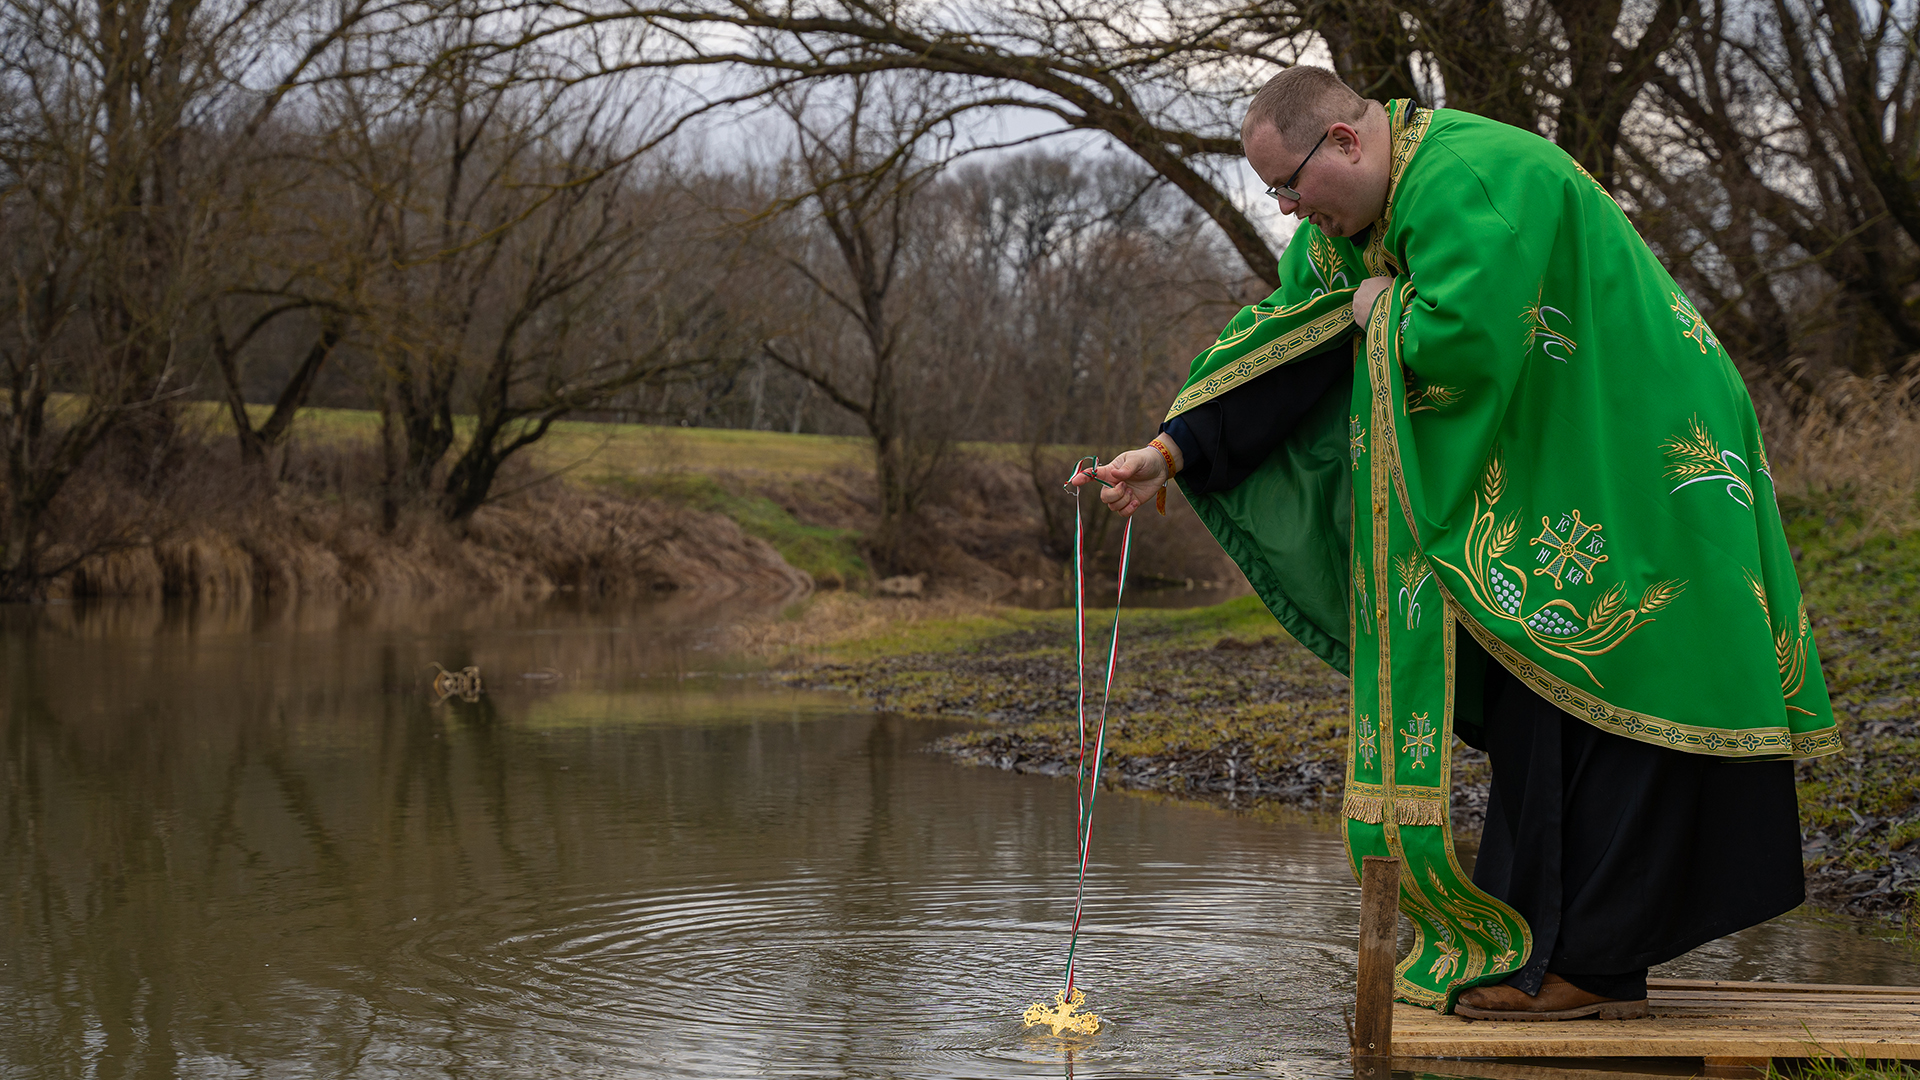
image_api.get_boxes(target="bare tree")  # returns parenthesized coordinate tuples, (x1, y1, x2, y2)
(926, 150, 1238, 552)
(0, 0, 375, 599)
(204, 118, 368, 468)
(1308, 0, 1690, 190)
(320, 8, 741, 525)
(501, 0, 1699, 287)
(1619, 0, 1920, 381)
(756, 78, 961, 563)
(486, 0, 1303, 287)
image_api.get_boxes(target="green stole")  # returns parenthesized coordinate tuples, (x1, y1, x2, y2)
(1172, 102, 1840, 1011)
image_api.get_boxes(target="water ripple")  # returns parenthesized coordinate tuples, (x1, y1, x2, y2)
(387, 851, 1365, 1078)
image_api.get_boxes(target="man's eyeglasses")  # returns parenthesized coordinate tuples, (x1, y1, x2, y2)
(1265, 129, 1330, 203)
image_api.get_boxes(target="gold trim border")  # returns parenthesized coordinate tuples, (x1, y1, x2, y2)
(1372, 297, 1525, 1012)
(1362, 101, 1432, 278)
(1443, 597, 1841, 759)
(1164, 306, 1352, 419)
(1198, 291, 1335, 359)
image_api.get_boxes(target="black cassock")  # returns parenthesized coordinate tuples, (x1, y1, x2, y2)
(1160, 348, 1804, 1000)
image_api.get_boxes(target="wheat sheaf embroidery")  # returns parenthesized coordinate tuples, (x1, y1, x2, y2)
(1744, 567, 1815, 716)
(1663, 415, 1753, 508)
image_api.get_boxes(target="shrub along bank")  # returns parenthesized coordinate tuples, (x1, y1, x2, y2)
(775, 521, 1920, 925)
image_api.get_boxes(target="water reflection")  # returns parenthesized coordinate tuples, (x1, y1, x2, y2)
(2, 597, 1915, 1079)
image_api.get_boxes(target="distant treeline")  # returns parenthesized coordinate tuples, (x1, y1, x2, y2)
(2, 1, 1913, 599)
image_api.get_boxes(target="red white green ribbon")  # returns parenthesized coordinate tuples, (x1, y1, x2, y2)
(1061, 457, 1133, 1001)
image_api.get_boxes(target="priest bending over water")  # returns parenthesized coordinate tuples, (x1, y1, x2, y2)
(1076, 65, 1839, 1021)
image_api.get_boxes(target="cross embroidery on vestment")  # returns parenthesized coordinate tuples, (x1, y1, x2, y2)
(1400, 711, 1436, 771)
(1531, 509, 1608, 589)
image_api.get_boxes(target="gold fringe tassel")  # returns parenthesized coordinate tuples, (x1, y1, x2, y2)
(1342, 790, 1447, 826)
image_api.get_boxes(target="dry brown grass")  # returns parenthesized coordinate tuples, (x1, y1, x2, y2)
(15, 400, 1246, 604)
(37, 438, 809, 603)
(1760, 367, 1920, 534)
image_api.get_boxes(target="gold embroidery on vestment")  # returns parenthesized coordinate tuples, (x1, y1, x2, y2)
(1745, 567, 1815, 716)
(1664, 415, 1754, 507)
(1530, 509, 1608, 590)
(1521, 285, 1577, 363)
(1429, 452, 1682, 687)
(1441, 603, 1837, 756)
(1396, 551, 1433, 629)
(1197, 292, 1331, 360)
(1406, 382, 1462, 414)
(1362, 102, 1432, 279)
(1567, 156, 1614, 201)
(1400, 711, 1437, 770)
(1308, 230, 1350, 296)
(1341, 780, 1443, 825)
(1361, 308, 1812, 755)
(1670, 291, 1721, 354)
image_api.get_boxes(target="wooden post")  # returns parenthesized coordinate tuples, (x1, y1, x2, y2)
(1353, 855, 1401, 1065)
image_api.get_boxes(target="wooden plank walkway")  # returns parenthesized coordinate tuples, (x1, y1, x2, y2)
(1392, 978, 1920, 1065)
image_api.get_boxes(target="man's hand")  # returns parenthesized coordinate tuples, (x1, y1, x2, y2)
(1353, 275, 1394, 326)
(1068, 442, 1179, 517)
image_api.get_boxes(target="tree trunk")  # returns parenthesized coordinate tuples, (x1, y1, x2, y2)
(0, 493, 44, 601)
(872, 427, 910, 570)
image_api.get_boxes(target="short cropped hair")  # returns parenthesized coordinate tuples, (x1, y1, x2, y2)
(1241, 66, 1369, 151)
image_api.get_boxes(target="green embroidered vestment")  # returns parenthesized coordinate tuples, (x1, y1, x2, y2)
(1170, 102, 1842, 1012)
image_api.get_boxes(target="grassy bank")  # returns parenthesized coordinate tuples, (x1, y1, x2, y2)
(35, 398, 1238, 603)
(1775, 1059, 1920, 1080)
(766, 520, 1920, 925)
(17, 400, 871, 601)
(32, 403, 1077, 601)
(225, 405, 881, 589)
(350, 409, 1216, 597)
(1781, 512, 1920, 918)
(220, 402, 874, 477)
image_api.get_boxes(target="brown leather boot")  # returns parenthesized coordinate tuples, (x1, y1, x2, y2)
(1454, 973, 1650, 1021)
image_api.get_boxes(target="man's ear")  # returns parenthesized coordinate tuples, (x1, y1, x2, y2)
(1328, 122, 1363, 160)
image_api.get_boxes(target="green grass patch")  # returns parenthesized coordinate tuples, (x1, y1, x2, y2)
(631, 472, 869, 588)
(197, 400, 873, 477)
(1890, 818, 1920, 853)
(804, 591, 1288, 664)
(192, 397, 1057, 482)
(79, 394, 1037, 486)
(1783, 514, 1920, 916)
(813, 605, 1061, 663)
(537, 422, 870, 481)
(1111, 593, 1292, 645)
(1773, 1058, 1920, 1080)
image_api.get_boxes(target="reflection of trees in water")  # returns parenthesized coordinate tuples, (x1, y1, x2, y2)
(5, 627, 204, 1075)
(0, 596, 807, 1071)
(27, 589, 775, 646)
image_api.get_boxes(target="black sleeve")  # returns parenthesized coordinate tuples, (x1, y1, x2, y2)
(1159, 345, 1352, 495)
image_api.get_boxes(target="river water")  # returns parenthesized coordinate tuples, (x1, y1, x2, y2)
(2, 597, 1916, 1079)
